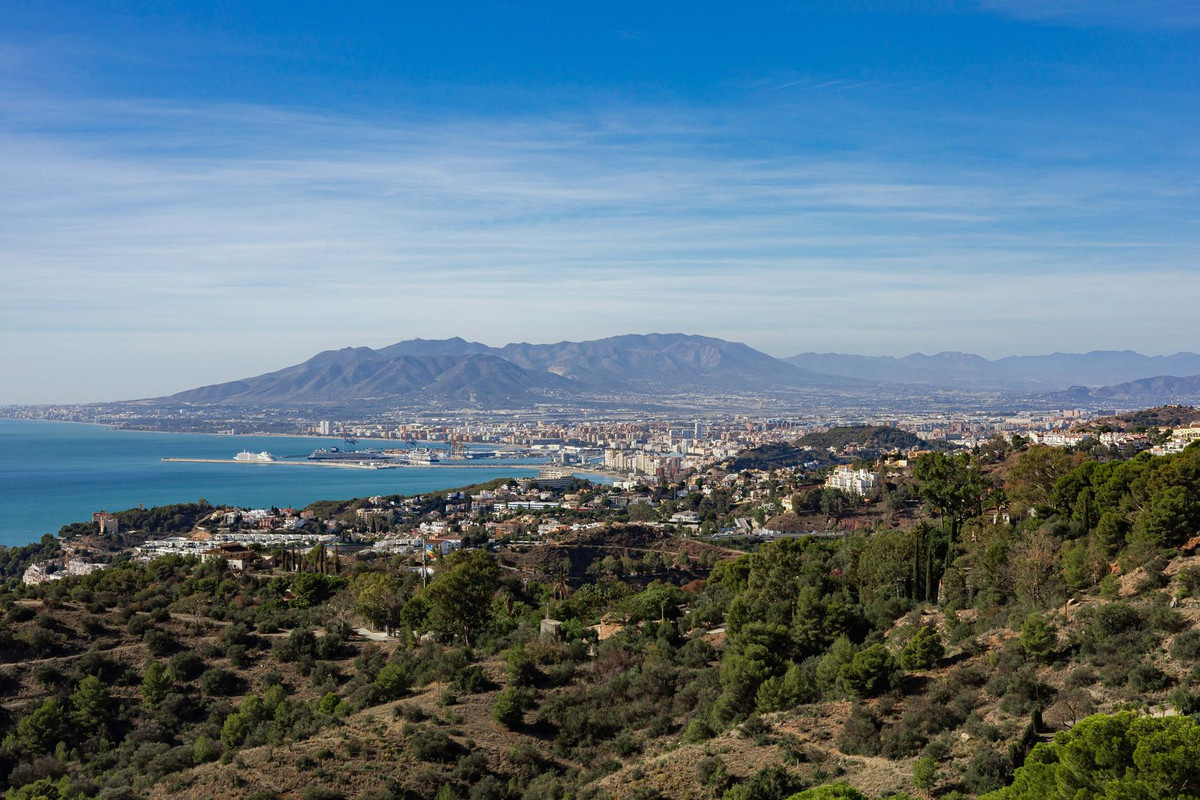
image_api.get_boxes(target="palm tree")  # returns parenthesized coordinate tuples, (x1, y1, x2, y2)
(552, 572, 571, 601)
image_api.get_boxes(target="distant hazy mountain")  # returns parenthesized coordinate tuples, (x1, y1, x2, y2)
(785, 352, 1026, 387)
(785, 350, 1200, 390)
(164, 333, 833, 408)
(1088, 374, 1200, 404)
(995, 352, 1200, 388)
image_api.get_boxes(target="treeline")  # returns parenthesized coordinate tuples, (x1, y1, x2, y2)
(0, 535, 61, 579)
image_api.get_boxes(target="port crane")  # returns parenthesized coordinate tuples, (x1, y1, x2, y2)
(440, 429, 467, 459)
(341, 424, 357, 451)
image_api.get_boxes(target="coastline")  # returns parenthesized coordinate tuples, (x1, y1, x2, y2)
(0, 417, 524, 451)
(0, 419, 551, 548)
(161, 457, 553, 471)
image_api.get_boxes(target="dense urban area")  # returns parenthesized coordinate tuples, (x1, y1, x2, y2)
(2, 405, 1200, 799)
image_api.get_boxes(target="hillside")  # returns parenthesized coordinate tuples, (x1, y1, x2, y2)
(1084, 405, 1200, 432)
(795, 425, 926, 452)
(1088, 373, 1200, 404)
(7, 529, 1200, 800)
(726, 443, 821, 471)
(5, 443, 1200, 799)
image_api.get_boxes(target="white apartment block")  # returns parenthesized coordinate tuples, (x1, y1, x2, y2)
(824, 465, 879, 497)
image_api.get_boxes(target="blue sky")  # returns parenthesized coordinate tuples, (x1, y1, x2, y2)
(1, 1, 1198, 403)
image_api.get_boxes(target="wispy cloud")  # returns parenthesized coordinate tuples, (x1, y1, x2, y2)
(976, 0, 1200, 29)
(0, 60, 1198, 402)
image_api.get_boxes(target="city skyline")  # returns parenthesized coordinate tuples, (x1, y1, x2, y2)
(2, 2, 1199, 403)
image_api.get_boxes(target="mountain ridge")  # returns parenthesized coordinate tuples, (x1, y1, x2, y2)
(159, 336, 1200, 409)
(163, 333, 836, 408)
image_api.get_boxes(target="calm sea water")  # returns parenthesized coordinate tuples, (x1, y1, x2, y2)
(0, 419, 542, 547)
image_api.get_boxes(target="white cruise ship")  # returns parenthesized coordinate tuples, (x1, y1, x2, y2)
(234, 450, 277, 463)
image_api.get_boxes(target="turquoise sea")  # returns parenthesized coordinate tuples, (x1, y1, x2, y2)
(0, 419, 543, 548)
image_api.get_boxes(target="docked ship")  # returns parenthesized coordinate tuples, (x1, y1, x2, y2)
(307, 447, 391, 463)
(233, 450, 277, 463)
(381, 447, 443, 465)
(404, 448, 441, 465)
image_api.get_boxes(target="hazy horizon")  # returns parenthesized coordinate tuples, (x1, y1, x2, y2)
(3, 3, 1198, 403)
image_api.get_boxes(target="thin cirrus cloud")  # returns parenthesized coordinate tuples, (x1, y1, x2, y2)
(975, 0, 1200, 28)
(0, 80, 1198, 403)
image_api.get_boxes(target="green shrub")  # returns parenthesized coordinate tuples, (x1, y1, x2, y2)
(900, 626, 944, 671)
(699, 756, 732, 793)
(1172, 630, 1200, 662)
(199, 668, 241, 696)
(408, 728, 462, 763)
(838, 644, 900, 698)
(374, 662, 410, 701)
(451, 664, 494, 694)
(1064, 666, 1097, 689)
(143, 629, 177, 657)
(683, 717, 715, 743)
(192, 734, 220, 764)
(836, 705, 881, 756)
(393, 703, 429, 723)
(963, 746, 1009, 795)
(492, 686, 529, 730)
(786, 787, 867, 799)
(1019, 615, 1057, 664)
(1127, 663, 1171, 693)
(913, 756, 938, 793)
(169, 651, 206, 681)
(1169, 687, 1199, 715)
(505, 644, 541, 688)
(722, 766, 802, 800)
(1177, 565, 1200, 598)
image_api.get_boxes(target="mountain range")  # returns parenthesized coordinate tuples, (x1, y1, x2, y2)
(165, 334, 835, 408)
(784, 350, 1200, 390)
(160, 335, 1200, 409)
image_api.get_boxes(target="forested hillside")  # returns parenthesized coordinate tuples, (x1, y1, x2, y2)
(1, 442, 1199, 799)
(795, 427, 926, 453)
